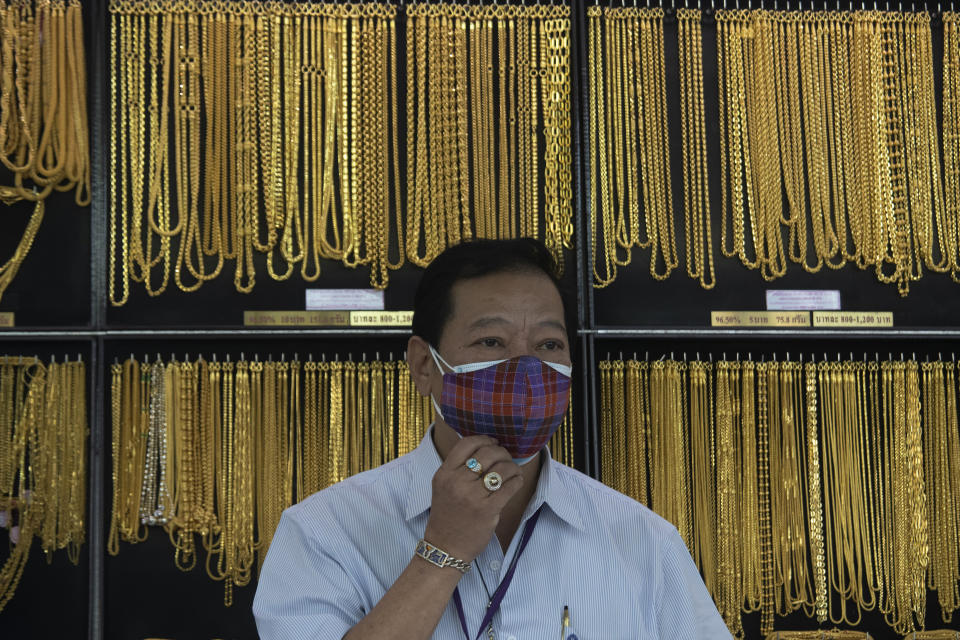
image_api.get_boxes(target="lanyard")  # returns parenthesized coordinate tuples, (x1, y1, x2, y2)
(452, 506, 544, 640)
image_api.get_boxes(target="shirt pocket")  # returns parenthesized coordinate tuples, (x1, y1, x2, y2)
(560, 577, 650, 640)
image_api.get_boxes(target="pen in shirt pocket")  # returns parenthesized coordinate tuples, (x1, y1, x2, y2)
(561, 605, 579, 640)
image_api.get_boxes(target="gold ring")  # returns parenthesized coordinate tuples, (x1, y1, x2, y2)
(483, 471, 503, 492)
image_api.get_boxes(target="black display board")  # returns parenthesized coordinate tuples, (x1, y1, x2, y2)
(0, 340, 95, 638)
(1, 0, 959, 638)
(0, 188, 91, 328)
(99, 336, 586, 640)
(590, 7, 960, 329)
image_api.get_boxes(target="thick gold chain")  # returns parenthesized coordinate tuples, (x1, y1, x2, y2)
(678, 9, 716, 289)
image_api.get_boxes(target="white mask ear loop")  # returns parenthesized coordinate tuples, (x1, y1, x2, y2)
(430, 394, 447, 425)
(428, 345, 450, 425)
(428, 344, 508, 375)
(428, 344, 451, 375)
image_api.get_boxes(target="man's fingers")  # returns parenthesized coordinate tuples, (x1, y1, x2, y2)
(484, 472, 525, 508)
(476, 460, 523, 498)
(464, 444, 512, 474)
(442, 435, 499, 469)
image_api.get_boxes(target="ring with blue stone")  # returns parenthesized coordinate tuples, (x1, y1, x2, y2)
(465, 458, 483, 474)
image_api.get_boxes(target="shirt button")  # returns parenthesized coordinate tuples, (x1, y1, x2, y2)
(489, 560, 501, 571)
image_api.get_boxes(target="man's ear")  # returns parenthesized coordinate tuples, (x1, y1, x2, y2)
(406, 335, 436, 398)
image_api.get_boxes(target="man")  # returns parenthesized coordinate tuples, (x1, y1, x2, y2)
(254, 238, 731, 639)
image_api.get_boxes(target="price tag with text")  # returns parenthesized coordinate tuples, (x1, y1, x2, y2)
(813, 311, 893, 328)
(711, 311, 810, 328)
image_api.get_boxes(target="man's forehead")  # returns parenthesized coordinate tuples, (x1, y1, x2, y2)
(448, 274, 563, 316)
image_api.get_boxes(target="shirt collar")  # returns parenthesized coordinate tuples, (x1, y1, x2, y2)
(403, 425, 444, 522)
(526, 449, 585, 531)
(404, 426, 585, 532)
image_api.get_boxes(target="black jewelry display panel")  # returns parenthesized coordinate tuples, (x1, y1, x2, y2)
(1, 0, 959, 638)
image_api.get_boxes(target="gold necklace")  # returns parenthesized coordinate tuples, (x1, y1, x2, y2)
(344, 359, 357, 476)
(357, 360, 370, 471)
(328, 361, 344, 486)
(880, 14, 912, 296)
(741, 359, 762, 613)
(0, 190, 44, 304)
(776, 10, 813, 270)
(905, 359, 929, 630)
(749, 10, 786, 281)
(772, 362, 813, 615)
(820, 360, 871, 625)
(383, 359, 397, 464)
(690, 360, 716, 598)
(405, 3, 429, 266)
(757, 360, 775, 636)
(302, 359, 318, 499)
(799, 11, 838, 273)
(714, 360, 740, 635)
(677, 9, 715, 289)
(943, 13, 960, 282)
(588, 5, 618, 287)
(599, 358, 613, 489)
(542, 5, 572, 270)
(717, 10, 755, 269)
(806, 360, 828, 622)
(370, 360, 384, 469)
(0, 0, 88, 206)
(646, 8, 677, 282)
(0, 356, 48, 611)
(397, 359, 414, 457)
(623, 358, 647, 504)
(317, 359, 331, 487)
(935, 359, 960, 621)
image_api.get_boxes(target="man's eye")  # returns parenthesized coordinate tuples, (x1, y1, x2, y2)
(540, 340, 565, 351)
(479, 338, 502, 348)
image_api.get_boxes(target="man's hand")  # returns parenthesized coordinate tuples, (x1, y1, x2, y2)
(422, 436, 524, 563)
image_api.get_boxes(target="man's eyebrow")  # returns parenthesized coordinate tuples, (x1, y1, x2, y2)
(538, 320, 568, 333)
(466, 316, 567, 333)
(467, 316, 510, 330)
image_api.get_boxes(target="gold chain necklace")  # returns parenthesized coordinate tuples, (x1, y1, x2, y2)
(714, 360, 740, 635)
(741, 360, 761, 613)
(678, 9, 715, 289)
(110, 1, 413, 299)
(690, 360, 716, 597)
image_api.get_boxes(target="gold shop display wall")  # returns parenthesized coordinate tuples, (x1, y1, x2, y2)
(106, 350, 576, 610)
(599, 353, 960, 638)
(3, 0, 960, 639)
(0, 356, 89, 612)
(0, 0, 91, 326)
(589, 8, 960, 296)
(107, 0, 572, 302)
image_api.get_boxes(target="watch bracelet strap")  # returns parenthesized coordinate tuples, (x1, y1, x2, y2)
(415, 539, 472, 574)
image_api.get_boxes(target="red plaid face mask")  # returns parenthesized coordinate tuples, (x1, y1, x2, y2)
(429, 346, 572, 463)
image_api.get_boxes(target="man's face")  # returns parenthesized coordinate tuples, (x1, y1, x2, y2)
(406, 268, 572, 452)
(432, 269, 571, 377)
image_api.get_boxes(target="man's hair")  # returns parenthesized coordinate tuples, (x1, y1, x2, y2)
(412, 238, 575, 348)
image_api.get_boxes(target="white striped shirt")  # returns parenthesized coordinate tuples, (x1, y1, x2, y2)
(253, 428, 732, 640)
